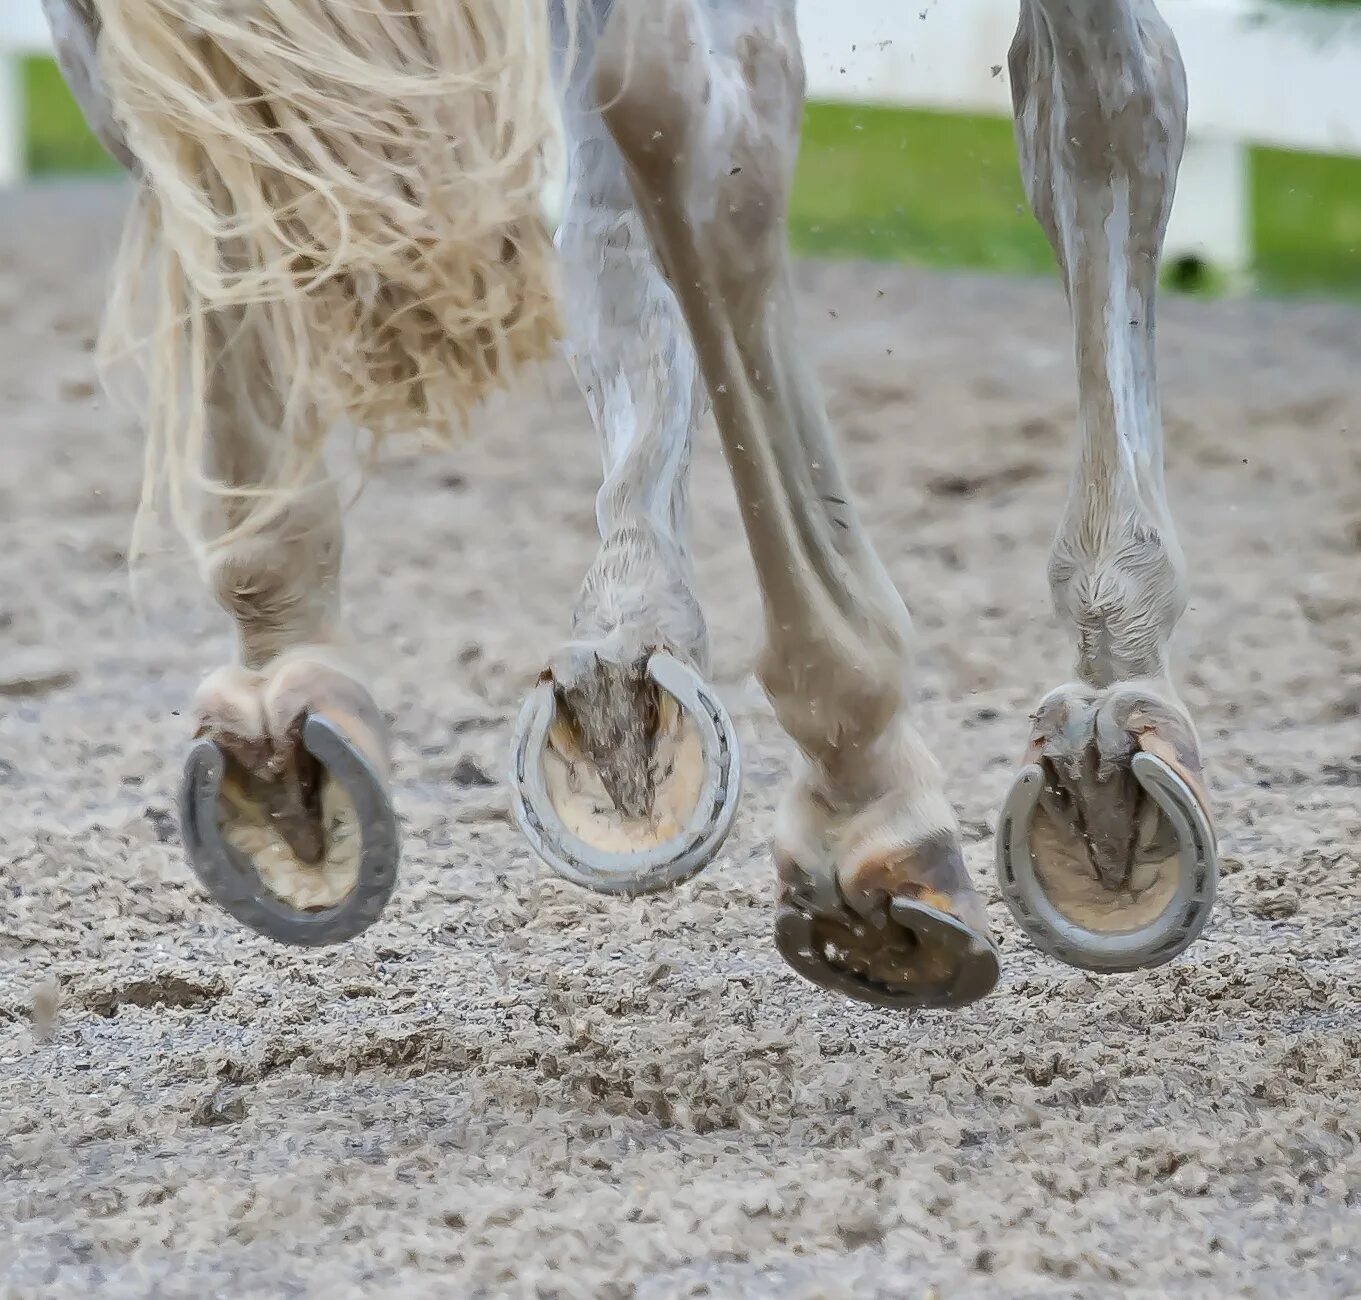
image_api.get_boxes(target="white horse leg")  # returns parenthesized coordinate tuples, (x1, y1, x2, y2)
(44, 0, 397, 943)
(184, 309, 397, 943)
(590, 0, 1000, 1008)
(510, 3, 739, 895)
(997, 0, 1217, 970)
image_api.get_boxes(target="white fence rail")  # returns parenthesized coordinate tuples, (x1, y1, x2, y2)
(5, 0, 1361, 275)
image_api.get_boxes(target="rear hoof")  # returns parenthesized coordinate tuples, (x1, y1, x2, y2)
(775, 854, 1000, 1011)
(775, 898, 999, 1010)
(180, 714, 400, 946)
(510, 652, 741, 895)
(997, 751, 1217, 973)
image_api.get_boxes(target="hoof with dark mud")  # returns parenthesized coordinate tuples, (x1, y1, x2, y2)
(776, 893, 1000, 1011)
(181, 714, 400, 946)
(774, 833, 1001, 1011)
(996, 684, 1218, 972)
(510, 651, 741, 895)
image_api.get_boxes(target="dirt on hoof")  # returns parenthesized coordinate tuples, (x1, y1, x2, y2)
(2, 183, 1358, 1297)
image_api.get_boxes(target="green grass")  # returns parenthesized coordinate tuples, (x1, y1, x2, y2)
(22, 55, 121, 176)
(21, 54, 1361, 299)
(789, 102, 1052, 275)
(1253, 147, 1361, 296)
(791, 100, 1361, 299)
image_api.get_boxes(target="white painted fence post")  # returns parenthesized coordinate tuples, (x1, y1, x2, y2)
(0, 0, 55, 187)
(1162, 0, 1251, 285)
(0, 51, 21, 187)
(1164, 136, 1251, 285)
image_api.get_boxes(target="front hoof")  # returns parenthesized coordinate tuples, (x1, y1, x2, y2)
(510, 652, 741, 895)
(774, 841, 1000, 1011)
(181, 715, 400, 946)
(995, 685, 1218, 972)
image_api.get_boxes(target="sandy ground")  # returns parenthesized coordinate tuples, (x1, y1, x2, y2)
(1, 182, 1359, 1298)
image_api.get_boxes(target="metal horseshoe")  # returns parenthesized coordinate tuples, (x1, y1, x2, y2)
(995, 751, 1218, 972)
(179, 714, 400, 947)
(510, 652, 741, 895)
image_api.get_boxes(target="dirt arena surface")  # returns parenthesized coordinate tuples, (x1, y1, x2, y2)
(1, 182, 1358, 1297)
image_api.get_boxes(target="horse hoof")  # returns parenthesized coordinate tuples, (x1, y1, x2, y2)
(775, 877, 1000, 1012)
(996, 751, 1217, 972)
(179, 714, 400, 946)
(510, 651, 741, 895)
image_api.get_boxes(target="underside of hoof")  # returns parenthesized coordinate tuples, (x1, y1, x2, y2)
(778, 876, 1001, 1018)
(180, 714, 400, 946)
(997, 750, 1217, 973)
(510, 652, 741, 895)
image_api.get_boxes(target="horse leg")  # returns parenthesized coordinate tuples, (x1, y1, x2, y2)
(591, 0, 1000, 1007)
(182, 310, 398, 944)
(995, 0, 1217, 972)
(43, 0, 398, 943)
(510, 2, 739, 896)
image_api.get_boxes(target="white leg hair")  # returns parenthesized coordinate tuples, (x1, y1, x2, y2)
(1012, 0, 1188, 690)
(997, 0, 1219, 970)
(558, 3, 703, 557)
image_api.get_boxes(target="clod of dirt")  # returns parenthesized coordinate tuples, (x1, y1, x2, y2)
(80, 976, 226, 1018)
(451, 756, 497, 789)
(1321, 756, 1361, 786)
(924, 462, 1043, 497)
(0, 663, 77, 698)
(142, 805, 180, 844)
(59, 378, 97, 402)
(1251, 888, 1301, 920)
(191, 1085, 248, 1128)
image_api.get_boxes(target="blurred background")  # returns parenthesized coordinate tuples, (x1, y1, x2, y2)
(4, 0, 1360, 298)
